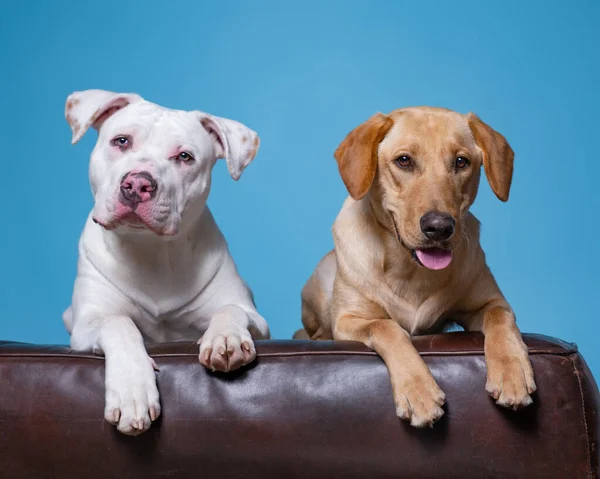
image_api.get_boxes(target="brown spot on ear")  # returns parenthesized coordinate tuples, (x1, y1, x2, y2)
(467, 113, 514, 202)
(242, 136, 248, 143)
(248, 136, 260, 160)
(66, 97, 80, 113)
(334, 113, 394, 200)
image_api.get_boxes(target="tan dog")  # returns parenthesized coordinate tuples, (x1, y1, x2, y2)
(295, 107, 536, 427)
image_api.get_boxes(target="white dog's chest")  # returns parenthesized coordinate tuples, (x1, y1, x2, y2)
(82, 242, 226, 343)
(135, 308, 211, 343)
(78, 211, 233, 336)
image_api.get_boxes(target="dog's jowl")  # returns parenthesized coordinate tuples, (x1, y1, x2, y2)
(63, 90, 269, 435)
(297, 107, 536, 428)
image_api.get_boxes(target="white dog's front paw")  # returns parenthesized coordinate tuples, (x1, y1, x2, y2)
(198, 324, 256, 373)
(104, 355, 160, 436)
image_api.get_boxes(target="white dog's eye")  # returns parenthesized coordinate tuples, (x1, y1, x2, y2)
(111, 136, 131, 150)
(177, 151, 194, 162)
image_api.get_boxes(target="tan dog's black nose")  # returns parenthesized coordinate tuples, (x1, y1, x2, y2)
(420, 211, 455, 241)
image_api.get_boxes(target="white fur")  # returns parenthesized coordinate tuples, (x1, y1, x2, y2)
(63, 90, 269, 435)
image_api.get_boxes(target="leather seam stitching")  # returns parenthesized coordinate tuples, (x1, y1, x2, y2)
(569, 352, 593, 479)
(0, 349, 577, 360)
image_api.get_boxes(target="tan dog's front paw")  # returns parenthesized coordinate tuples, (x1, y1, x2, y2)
(199, 326, 256, 372)
(393, 374, 446, 427)
(485, 349, 536, 410)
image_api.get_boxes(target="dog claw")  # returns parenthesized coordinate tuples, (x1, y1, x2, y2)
(488, 389, 500, 400)
(150, 358, 159, 371)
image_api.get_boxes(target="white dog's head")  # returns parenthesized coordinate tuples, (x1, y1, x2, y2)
(65, 89, 259, 237)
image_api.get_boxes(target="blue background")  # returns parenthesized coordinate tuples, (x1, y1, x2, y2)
(0, 1, 598, 375)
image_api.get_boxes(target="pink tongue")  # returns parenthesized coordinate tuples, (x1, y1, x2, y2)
(415, 248, 452, 270)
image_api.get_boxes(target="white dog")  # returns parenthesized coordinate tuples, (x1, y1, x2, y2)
(63, 90, 270, 435)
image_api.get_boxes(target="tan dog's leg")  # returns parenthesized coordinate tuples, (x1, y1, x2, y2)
(298, 251, 336, 340)
(467, 305, 536, 409)
(335, 315, 445, 427)
(292, 328, 310, 339)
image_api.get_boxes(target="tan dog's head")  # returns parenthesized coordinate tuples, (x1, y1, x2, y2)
(334, 107, 513, 270)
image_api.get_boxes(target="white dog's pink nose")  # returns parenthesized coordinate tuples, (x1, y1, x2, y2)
(119, 171, 158, 209)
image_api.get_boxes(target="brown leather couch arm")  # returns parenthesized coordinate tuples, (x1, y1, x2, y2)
(0, 332, 598, 479)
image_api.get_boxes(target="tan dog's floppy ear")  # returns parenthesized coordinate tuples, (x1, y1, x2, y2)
(199, 114, 260, 181)
(65, 89, 143, 145)
(334, 113, 394, 200)
(467, 113, 514, 202)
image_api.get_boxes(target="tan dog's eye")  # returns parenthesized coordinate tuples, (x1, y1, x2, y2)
(177, 151, 194, 162)
(455, 156, 469, 169)
(111, 136, 131, 150)
(395, 155, 412, 169)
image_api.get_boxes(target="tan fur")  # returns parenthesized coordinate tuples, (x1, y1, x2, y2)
(467, 113, 514, 201)
(335, 113, 394, 200)
(299, 107, 535, 427)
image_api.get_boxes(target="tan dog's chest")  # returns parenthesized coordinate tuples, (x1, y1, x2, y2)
(381, 264, 461, 334)
(377, 233, 464, 332)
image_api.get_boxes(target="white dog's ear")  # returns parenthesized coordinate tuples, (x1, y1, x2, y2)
(65, 89, 143, 145)
(198, 114, 260, 180)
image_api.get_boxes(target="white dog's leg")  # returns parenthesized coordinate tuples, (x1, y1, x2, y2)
(71, 315, 160, 435)
(198, 304, 268, 372)
(62, 306, 74, 334)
